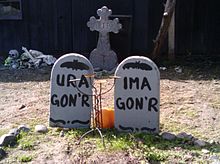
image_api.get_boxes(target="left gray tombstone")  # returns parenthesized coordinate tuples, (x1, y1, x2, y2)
(49, 53, 94, 128)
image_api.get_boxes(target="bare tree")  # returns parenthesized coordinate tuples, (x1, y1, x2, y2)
(151, 0, 176, 59)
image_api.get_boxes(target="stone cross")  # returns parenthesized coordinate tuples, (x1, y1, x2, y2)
(87, 6, 122, 71)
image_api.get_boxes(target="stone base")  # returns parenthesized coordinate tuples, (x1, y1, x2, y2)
(89, 49, 118, 71)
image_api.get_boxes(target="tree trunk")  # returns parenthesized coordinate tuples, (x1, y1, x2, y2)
(151, 0, 176, 59)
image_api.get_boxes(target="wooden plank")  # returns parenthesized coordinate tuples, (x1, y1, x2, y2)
(175, 0, 194, 55)
(132, 0, 150, 54)
(54, 0, 72, 55)
(168, 10, 175, 60)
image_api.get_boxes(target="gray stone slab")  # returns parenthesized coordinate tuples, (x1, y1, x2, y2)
(0, 147, 6, 159)
(114, 56, 160, 133)
(87, 6, 122, 71)
(49, 53, 94, 128)
(17, 124, 30, 133)
(161, 132, 176, 140)
(0, 134, 16, 147)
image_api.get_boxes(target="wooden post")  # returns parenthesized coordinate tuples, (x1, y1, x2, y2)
(151, 0, 176, 60)
(168, 9, 175, 60)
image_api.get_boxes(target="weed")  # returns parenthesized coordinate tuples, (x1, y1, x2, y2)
(16, 131, 36, 151)
(0, 129, 8, 136)
(209, 144, 220, 155)
(17, 155, 33, 162)
(144, 149, 168, 162)
(19, 141, 34, 150)
(66, 129, 89, 139)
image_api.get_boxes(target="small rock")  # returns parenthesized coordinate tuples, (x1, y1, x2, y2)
(8, 128, 19, 136)
(194, 139, 207, 147)
(191, 137, 198, 142)
(60, 130, 65, 137)
(202, 149, 210, 154)
(184, 154, 193, 161)
(161, 132, 176, 140)
(174, 147, 182, 151)
(18, 124, 30, 133)
(198, 75, 203, 79)
(159, 67, 167, 71)
(18, 104, 26, 110)
(175, 66, 183, 73)
(210, 155, 220, 164)
(176, 132, 193, 140)
(63, 128, 70, 131)
(209, 139, 216, 145)
(0, 134, 16, 147)
(35, 125, 48, 133)
(0, 147, 6, 159)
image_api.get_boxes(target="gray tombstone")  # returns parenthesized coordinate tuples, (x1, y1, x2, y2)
(49, 53, 94, 128)
(87, 6, 122, 71)
(114, 56, 160, 133)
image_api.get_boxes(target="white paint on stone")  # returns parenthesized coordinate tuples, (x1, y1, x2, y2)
(49, 53, 94, 128)
(114, 56, 160, 133)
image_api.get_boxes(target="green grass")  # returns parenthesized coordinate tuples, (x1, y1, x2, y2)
(16, 131, 35, 150)
(17, 155, 33, 162)
(0, 129, 8, 136)
(209, 144, 220, 156)
(67, 129, 220, 162)
(66, 130, 178, 162)
(2, 125, 219, 163)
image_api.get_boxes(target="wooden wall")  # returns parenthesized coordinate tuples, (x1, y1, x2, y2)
(175, 0, 220, 56)
(0, 0, 220, 59)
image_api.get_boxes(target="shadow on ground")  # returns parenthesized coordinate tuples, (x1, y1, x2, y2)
(0, 67, 51, 82)
(0, 59, 220, 83)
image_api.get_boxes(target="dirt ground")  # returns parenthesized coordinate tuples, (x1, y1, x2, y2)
(0, 62, 220, 163)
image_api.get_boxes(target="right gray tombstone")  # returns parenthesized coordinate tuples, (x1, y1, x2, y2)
(114, 56, 160, 133)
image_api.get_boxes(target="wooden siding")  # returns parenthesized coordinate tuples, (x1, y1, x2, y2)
(176, 0, 220, 56)
(0, 0, 220, 59)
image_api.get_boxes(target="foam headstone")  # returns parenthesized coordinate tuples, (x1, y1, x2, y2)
(114, 56, 160, 133)
(49, 53, 94, 128)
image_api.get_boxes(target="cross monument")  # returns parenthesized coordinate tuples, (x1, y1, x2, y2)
(87, 6, 122, 71)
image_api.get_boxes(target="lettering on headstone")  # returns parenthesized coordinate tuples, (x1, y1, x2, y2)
(87, 6, 122, 71)
(114, 56, 160, 133)
(49, 53, 94, 128)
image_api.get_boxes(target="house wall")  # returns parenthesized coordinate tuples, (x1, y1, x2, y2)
(176, 0, 220, 56)
(0, 0, 219, 59)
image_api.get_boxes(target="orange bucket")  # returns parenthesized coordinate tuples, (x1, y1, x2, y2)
(100, 108, 114, 129)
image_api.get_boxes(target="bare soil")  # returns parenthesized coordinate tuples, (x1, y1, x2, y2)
(0, 64, 220, 163)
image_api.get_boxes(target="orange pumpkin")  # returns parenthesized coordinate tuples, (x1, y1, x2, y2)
(100, 108, 114, 129)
